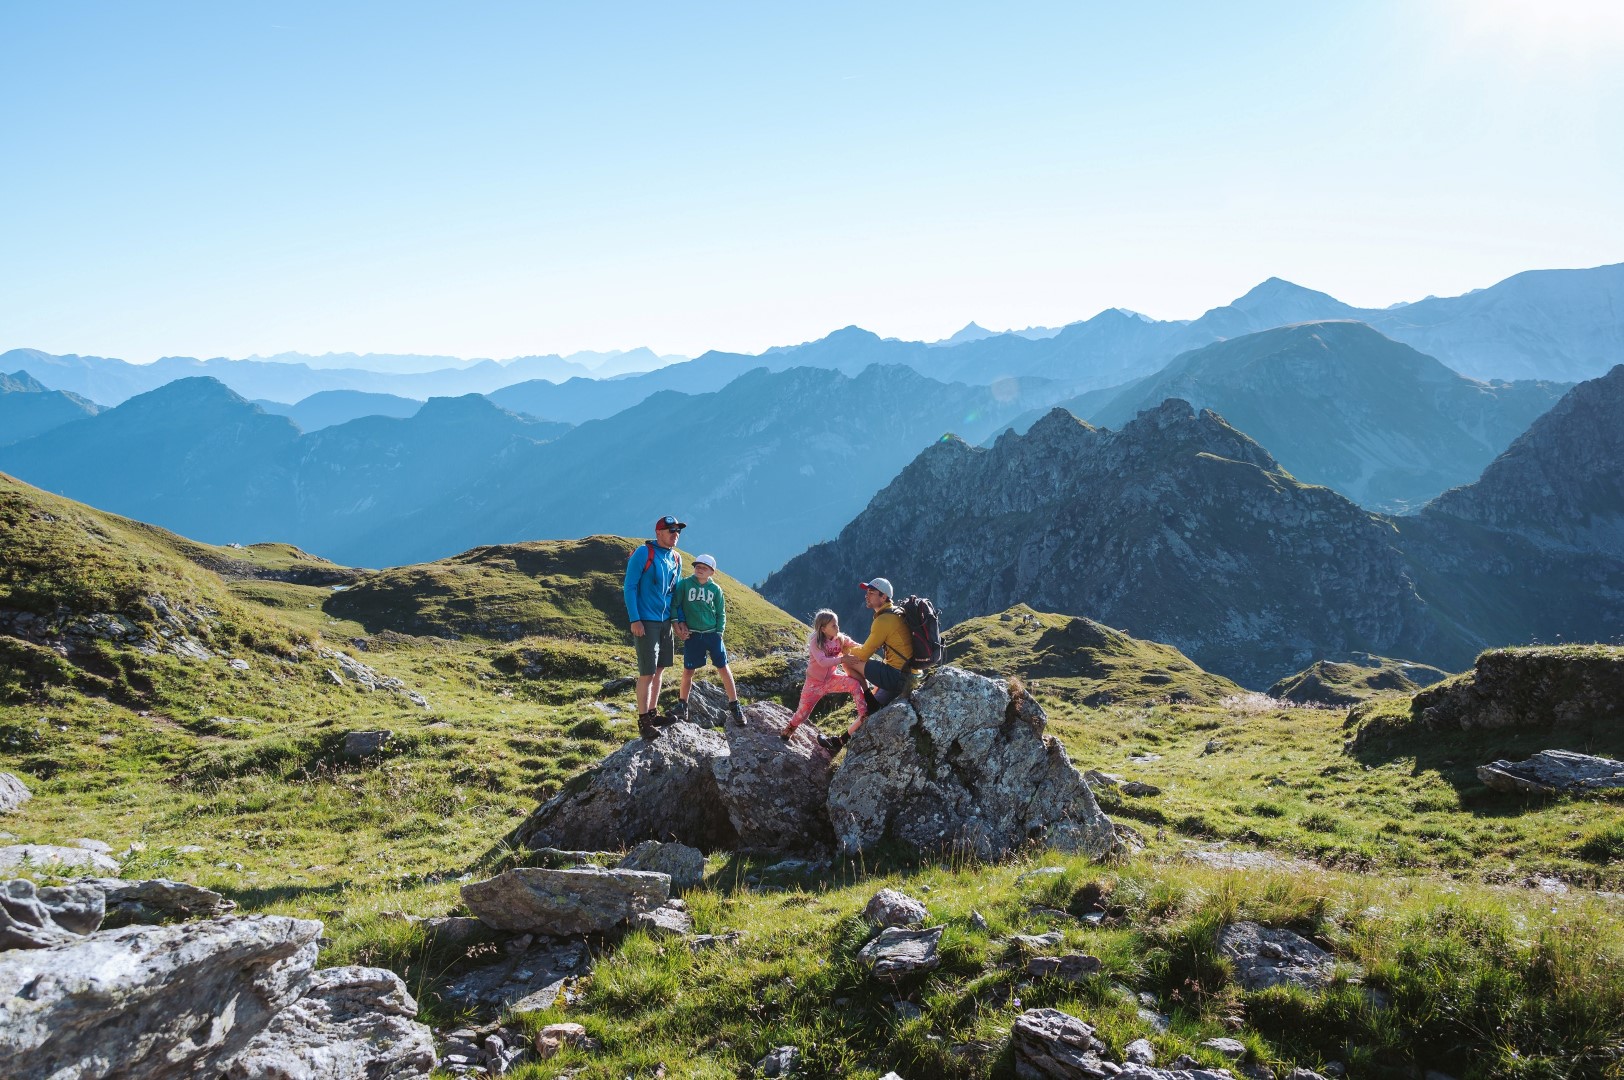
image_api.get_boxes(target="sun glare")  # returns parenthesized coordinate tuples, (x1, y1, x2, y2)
(1439, 0, 1624, 62)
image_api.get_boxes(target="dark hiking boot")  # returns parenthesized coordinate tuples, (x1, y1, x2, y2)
(637, 712, 662, 741)
(816, 731, 849, 753)
(862, 689, 880, 715)
(670, 699, 688, 723)
(729, 700, 746, 725)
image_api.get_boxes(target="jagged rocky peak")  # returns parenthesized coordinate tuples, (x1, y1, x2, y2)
(1423, 364, 1624, 554)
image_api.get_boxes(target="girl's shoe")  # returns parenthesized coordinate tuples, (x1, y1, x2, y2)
(816, 731, 849, 753)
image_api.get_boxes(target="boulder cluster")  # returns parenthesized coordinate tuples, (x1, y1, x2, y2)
(516, 665, 1119, 862)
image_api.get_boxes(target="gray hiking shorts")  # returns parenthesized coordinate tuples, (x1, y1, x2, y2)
(634, 620, 675, 676)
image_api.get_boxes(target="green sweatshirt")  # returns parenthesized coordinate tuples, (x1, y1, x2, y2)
(674, 574, 726, 634)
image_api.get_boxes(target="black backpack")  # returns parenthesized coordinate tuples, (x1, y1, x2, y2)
(896, 595, 943, 671)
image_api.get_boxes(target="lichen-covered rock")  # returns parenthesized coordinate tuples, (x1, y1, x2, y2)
(1477, 749, 1624, 794)
(1217, 921, 1337, 992)
(826, 667, 1117, 859)
(1412, 646, 1624, 732)
(617, 840, 706, 890)
(223, 966, 435, 1079)
(711, 701, 833, 854)
(858, 925, 943, 979)
(460, 866, 669, 935)
(0, 915, 321, 1080)
(512, 724, 737, 852)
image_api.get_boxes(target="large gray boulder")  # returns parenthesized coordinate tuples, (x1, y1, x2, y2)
(826, 667, 1118, 859)
(512, 724, 737, 852)
(0, 878, 105, 950)
(0, 772, 30, 815)
(82, 877, 235, 920)
(1477, 749, 1624, 794)
(710, 701, 833, 854)
(223, 966, 436, 1080)
(0, 915, 321, 1079)
(617, 840, 706, 890)
(461, 866, 670, 935)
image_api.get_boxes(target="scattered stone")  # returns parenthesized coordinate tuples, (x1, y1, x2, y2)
(83, 877, 235, 920)
(756, 1045, 801, 1077)
(341, 730, 392, 760)
(513, 724, 737, 852)
(863, 888, 929, 929)
(1018, 866, 1067, 883)
(760, 858, 827, 878)
(1008, 932, 1065, 951)
(1124, 1037, 1156, 1065)
(0, 774, 32, 815)
(1201, 1036, 1248, 1059)
(1217, 922, 1338, 992)
(1083, 770, 1121, 789)
(1287, 1070, 1331, 1080)
(711, 701, 833, 854)
(1009, 1008, 1112, 1079)
(1127, 753, 1162, 763)
(969, 910, 989, 931)
(1121, 780, 1162, 797)
(0, 844, 120, 875)
(461, 866, 670, 935)
(689, 931, 744, 952)
(618, 840, 706, 890)
(421, 916, 489, 948)
(228, 658, 251, 671)
(859, 925, 944, 979)
(222, 965, 436, 1080)
(827, 668, 1117, 859)
(1024, 953, 1102, 981)
(600, 676, 637, 696)
(1183, 846, 1314, 873)
(442, 938, 590, 1014)
(631, 902, 694, 937)
(535, 1021, 594, 1059)
(1137, 1006, 1172, 1034)
(1477, 750, 1624, 795)
(893, 1000, 924, 1021)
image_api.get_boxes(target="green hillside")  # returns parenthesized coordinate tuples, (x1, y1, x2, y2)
(1268, 654, 1452, 706)
(945, 604, 1244, 706)
(3, 478, 1623, 1077)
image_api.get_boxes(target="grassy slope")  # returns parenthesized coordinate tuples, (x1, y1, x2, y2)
(1268, 655, 1452, 706)
(3, 477, 1622, 1078)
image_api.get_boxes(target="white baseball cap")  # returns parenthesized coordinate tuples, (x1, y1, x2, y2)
(694, 554, 718, 570)
(859, 577, 894, 599)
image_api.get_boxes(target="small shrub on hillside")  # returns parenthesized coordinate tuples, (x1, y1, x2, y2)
(1576, 820, 1624, 863)
(1301, 811, 1341, 834)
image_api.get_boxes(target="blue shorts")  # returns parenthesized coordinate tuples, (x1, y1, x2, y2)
(683, 630, 729, 670)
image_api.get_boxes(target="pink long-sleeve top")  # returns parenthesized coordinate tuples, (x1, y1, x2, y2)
(805, 632, 858, 686)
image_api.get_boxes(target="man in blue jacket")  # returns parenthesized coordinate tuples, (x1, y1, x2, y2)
(624, 514, 685, 741)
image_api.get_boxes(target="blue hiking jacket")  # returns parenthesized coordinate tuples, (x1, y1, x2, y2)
(623, 541, 681, 623)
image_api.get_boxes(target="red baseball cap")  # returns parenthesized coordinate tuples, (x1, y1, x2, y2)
(655, 515, 687, 533)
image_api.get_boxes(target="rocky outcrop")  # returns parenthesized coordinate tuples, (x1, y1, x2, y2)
(1477, 750, 1624, 795)
(513, 724, 738, 852)
(616, 840, 706, 890)
(709, 701, 833, 854)
(0, 900, 431, 1079)
(460, 866, 670, 935)
(222, 966, 436, 1080)
(441, 938, 589, 1014)
(827, 668, 1118, 859)
(1410, 646, 1624, 733)
(1011, 1007, 1239, 1079)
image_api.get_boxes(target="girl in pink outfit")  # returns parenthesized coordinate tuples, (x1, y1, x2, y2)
(781, 609, 868, 739)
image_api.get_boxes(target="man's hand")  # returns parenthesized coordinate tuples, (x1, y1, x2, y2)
(631, 620, 646, 638)
(675, 624, 690, 641)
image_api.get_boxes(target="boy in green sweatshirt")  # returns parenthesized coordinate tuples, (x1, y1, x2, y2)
(672, 553, 745, 725)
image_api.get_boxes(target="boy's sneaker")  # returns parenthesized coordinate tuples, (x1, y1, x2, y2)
(637, 712, 661, 742)
(670, 699, 688, 723)
(729, 700, 745, 725)
(816, 731, 849, 753)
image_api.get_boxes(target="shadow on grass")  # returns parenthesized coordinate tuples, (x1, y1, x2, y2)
(216, 879, 354, 910)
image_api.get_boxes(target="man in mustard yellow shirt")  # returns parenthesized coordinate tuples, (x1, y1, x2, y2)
(818, 576, 916, 753)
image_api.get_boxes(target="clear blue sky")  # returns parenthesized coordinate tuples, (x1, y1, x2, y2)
(3, 1, 1621, 361)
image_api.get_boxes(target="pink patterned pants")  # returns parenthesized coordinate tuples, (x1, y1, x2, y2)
(783, 674, 868, 735)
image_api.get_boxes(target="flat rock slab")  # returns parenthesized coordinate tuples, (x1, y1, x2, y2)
(0, 844, 120, 875)
(859, 925, 943, 979)
(0, 914, 321, 1080)
(1, 878, 105, 949)
(461, 866, 670, 935)
(1217, 921, 1337, 992)
(222, 965, 435, 1080)
(1010, 1008, 1111, 1079)
(441, 939, 591, 1016)
(827, 667, 1117, 860)
(631, 903, 694, 937)
(1025, 953, 1103, 981)
(1478, 749, 1624, 794)
(82, 877, 235, 919)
